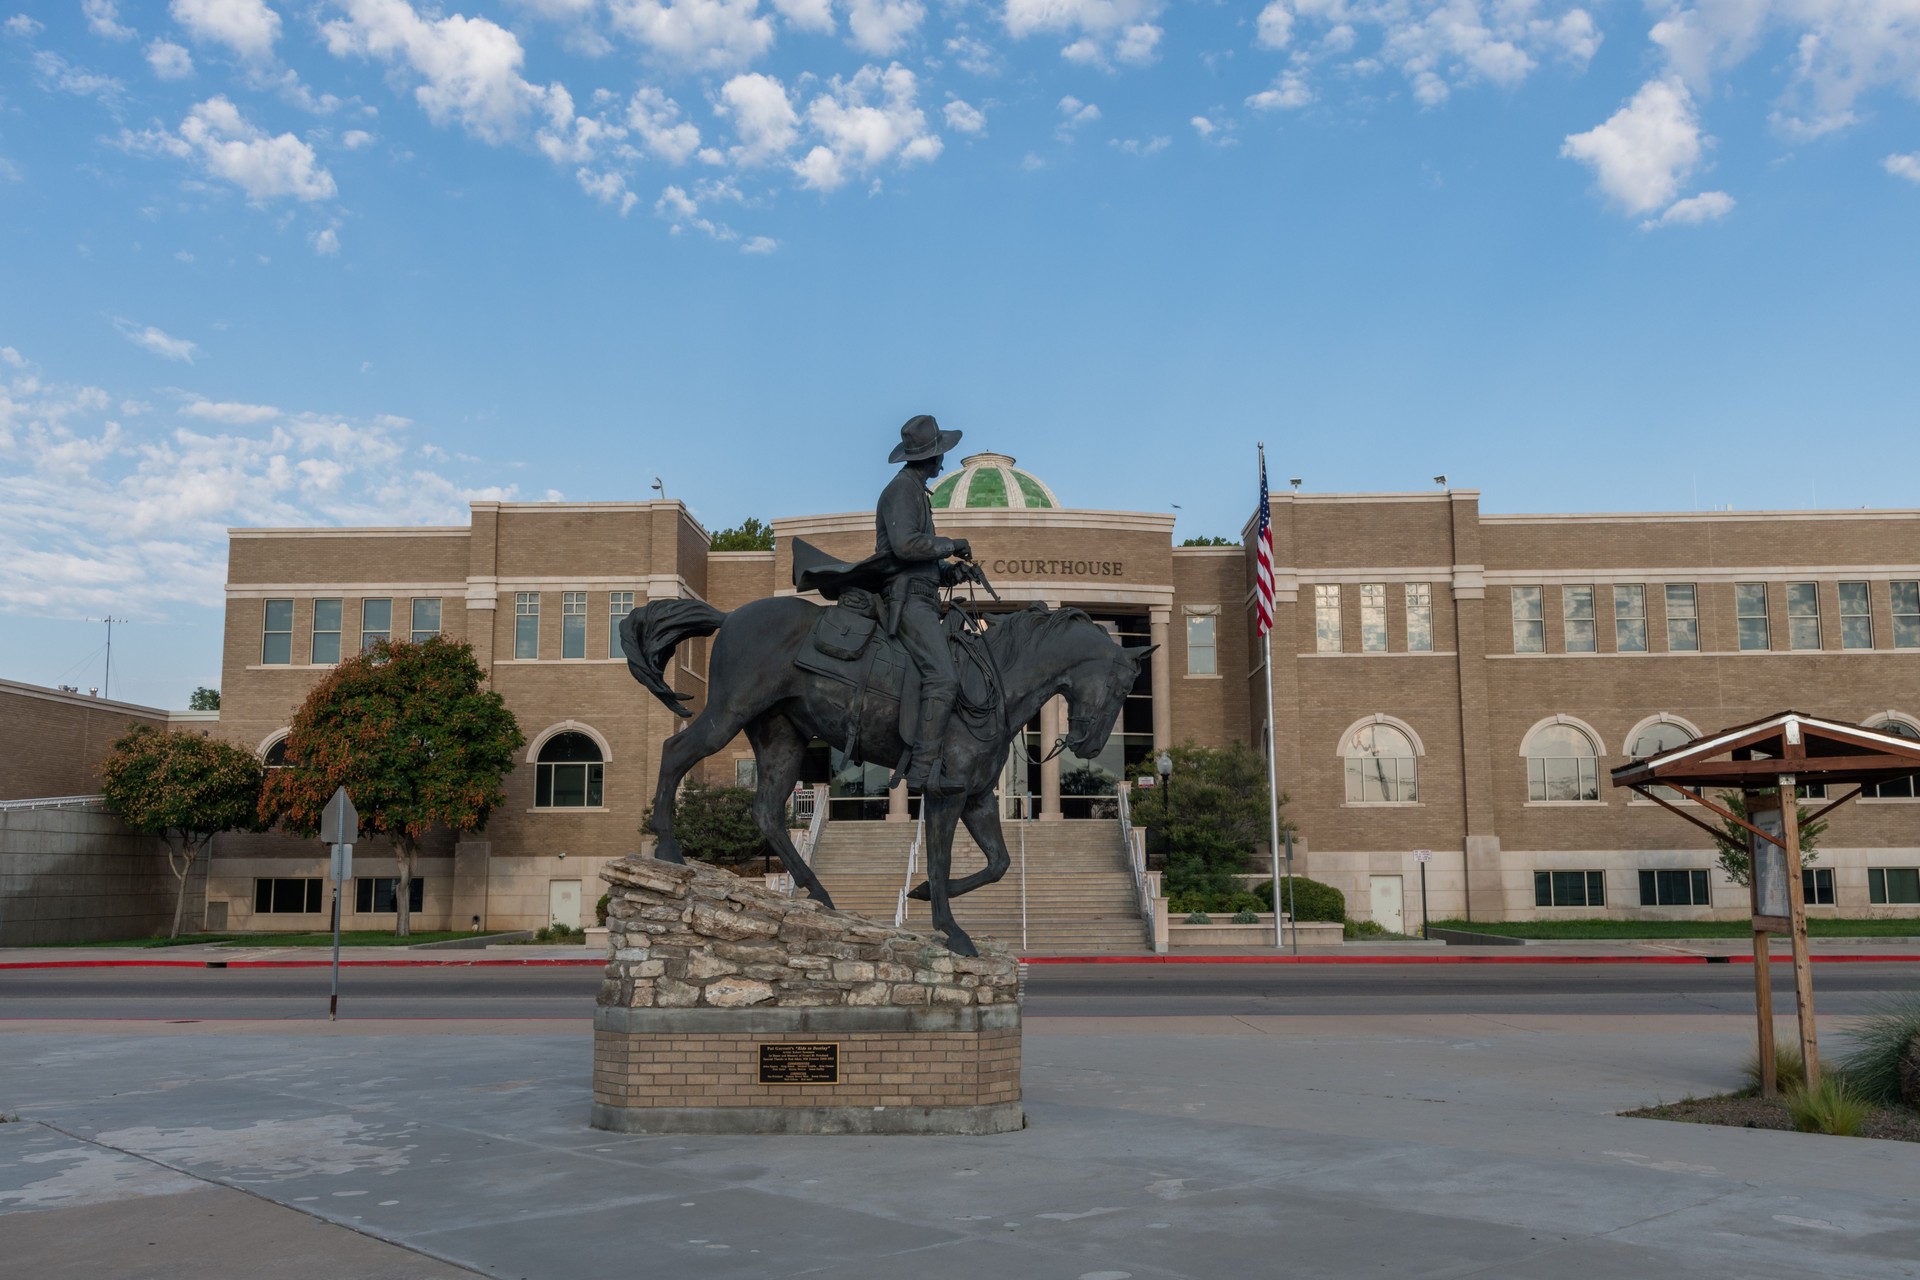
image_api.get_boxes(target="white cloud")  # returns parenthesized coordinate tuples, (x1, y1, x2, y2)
(718, 72, 800, 164)
(794, 64, 941, 190)
(84, 0, 136, 40)
(1562, 76, 1705, 216)
(169, 0, 281, 59)
(771, 0, 834, 32)
(1113, 135, 1169, 155)
(944, 98, 985, 134)
(741, 234, 778, 253)
(654, 181, 741, 240)
(322, 0, 566, 145)
(33, 51, 125, 102)
(311, 225, 342, 254)
(576, 167, 639, 213)
(1644, 189, 1734, 227)
(1003, 0, 1163, 68)
(846, 0, 924, 55)
(628, 86, 703, 163)
(608, 0, 776, 70)
(1, 347, 25, 368)
(114, 321, 199, 363)
(5, 14, 45, 36)
(1255, 0, 1293, 50)
(1887, 153, 1920, 184)
(146, 39, 195, 79)
(342, 128, 374, 149)
(1058, 95, 1100, 126)
(132, 96, 339, 202)
(1247, 71, 1311, 110)
(945, 33, 999, 74)
(184, 399, 279, 423)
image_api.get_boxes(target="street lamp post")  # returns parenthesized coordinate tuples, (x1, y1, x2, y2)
(1155, 751, 1172, 865)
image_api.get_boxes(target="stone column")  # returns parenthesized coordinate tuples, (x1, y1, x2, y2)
(887, 779, 909, 821)
(1148, 605, 1172, 750)
(1040, 696, 1064, 821)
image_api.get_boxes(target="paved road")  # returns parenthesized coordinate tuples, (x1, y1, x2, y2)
(4, 960, 1917, 1020)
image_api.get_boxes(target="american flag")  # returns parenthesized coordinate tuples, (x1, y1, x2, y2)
(1255, 448, 1275, 637)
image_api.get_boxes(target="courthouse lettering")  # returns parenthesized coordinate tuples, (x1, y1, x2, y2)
(989, 558, 1125, 578)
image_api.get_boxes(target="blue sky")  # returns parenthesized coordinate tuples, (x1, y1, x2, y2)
(2, 0, 1917, 708)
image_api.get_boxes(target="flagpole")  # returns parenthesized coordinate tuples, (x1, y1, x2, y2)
(1259, 444, 1286, 951)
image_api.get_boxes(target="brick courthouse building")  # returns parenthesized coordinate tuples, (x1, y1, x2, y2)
(204, 451, 1920, 937)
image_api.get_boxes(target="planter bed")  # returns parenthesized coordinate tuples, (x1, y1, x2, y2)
(1167, 915, 1343, 947)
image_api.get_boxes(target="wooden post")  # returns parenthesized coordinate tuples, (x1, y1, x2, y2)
(1747, 789, 1777, 1097)
(1780, 773, 1819, 1088)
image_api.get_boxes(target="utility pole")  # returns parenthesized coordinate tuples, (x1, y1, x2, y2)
(91, 617, 129, 700)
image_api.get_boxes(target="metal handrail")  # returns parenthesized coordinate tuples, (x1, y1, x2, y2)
(1116, 783, 1155, 945)
(893, 809, 925, 929)
(781, 787, 831, 897)
(0, 794, 107, 812)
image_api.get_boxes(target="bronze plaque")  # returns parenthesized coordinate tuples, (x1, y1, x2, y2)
(758, 1042, 839, 1085)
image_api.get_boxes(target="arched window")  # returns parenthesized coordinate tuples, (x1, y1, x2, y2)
(1626, 721, 1692, 759)
(263, 736, 292, 768)
(1345, 724, 1418, 803)
(1525, 723, 1599, 802)
(1867, 719, 1920, 800)
(536, 732, 604, 808)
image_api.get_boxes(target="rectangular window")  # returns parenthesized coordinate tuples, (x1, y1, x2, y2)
(609, 591, 634, 659)
(562, 591, 587, 659)
(1185, 612, 1217, 674)
(1511, 586, 1545, 653)
(262, 599, 294, 665)
(1314, 585, 1342, 653)
(515, 593, 540, 659)
(354, 877, 425, 913)
(361, 598, 392, 652)
(734, 759, 757, 789)
(253, 877, 323, 913)
(1533, 870, 1607, 908)
(410, 598, 441, 643)
(1869, 868, 1920, 905)
(1613, 585, 1647, 653)
(1405, 583, 1433, 652)
(1638, 868, 1711, 907)
(1838, 582, 1873, 650)
(1359, 583, 1388, 652)
(1563, 586, 1596, 653)
(1892, 582, 1920, 649)
(1802, 868, 1835, 907)
(1736, 583, 1770, 651)
(310, 598, 342, 665)
(1786, 582, 1821, 650)
(1665, 584, 1699, 652)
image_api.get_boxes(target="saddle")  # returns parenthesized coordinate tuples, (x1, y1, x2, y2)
(795, 590, 999, 767)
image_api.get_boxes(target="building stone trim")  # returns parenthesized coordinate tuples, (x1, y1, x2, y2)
(226, 583, 467, 600)
(525, 719, 614, 763)
(228, 527, 468, 538)
(1335, 714, 1428, 757)
(1518, 714, 1609, 757)
(1860, 709, 1920, 731)
(1282, 491, 1481, 504)
(1293, 567, 1455, 584)
(1484, 567, 1920, 586)
(594, 1004, 1020, 1035)
(1621, 712, 1706, 748)
(255, 728, 291, 758)
(1298, 651, 1460, 660)
(1484, 510, 1920, 526)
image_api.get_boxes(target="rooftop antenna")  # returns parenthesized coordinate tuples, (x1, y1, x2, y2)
(90, 616, 128, 701)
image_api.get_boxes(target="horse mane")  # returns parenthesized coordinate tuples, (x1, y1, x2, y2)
(982, 603, 1097, 658)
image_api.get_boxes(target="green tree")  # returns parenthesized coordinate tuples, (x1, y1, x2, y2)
(644, 782, 768, 868)
(1126, 742, 1290, 900)
(259, 637, 524, 937)
(1711, 789, 1827, 887)
(99, 726, 263, 938)
(711, 518, 774, 551)
(188, 687, 221, 711)
(1179, 535, 1237, 547)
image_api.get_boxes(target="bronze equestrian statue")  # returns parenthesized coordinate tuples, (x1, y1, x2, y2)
(619, 417, 1151, 955)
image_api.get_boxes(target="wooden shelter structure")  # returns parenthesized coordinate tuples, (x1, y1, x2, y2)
(1611, 711, 1920, 1095)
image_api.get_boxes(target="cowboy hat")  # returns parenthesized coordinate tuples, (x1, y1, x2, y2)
(888, 414, 963, 463)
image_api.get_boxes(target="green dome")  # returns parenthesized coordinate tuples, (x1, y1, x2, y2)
(929, 453, 1060, 510)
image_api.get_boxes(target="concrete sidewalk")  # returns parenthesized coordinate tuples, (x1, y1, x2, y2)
(4, 1009, 1918, 1278)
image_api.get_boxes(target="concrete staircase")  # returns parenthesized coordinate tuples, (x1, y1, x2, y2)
(805, 817, 1148, 954)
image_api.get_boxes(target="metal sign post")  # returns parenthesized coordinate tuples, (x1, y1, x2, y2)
(319, 788, 357, 1022)
(1414, 849, 1433, 939)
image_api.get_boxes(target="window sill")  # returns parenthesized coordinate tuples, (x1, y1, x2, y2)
(246, 663, 338, 671)
(1857, 797, 1920, 805)
(1182, 673, 1222, 680)
(1300, 651, 1458, 658)
(1523, 800, 1608, 807)
(527, 806, 612, 814)
(497, 658, 628, 665)
(1342, 801, 1423, 808)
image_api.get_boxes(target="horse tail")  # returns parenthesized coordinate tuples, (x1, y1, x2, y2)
(620, 598, 727, 717)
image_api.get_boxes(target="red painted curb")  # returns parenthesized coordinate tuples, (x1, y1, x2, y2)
(1019, 953, 1920, 965)
(0, 958, 607, 970)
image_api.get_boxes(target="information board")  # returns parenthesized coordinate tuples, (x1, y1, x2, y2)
(758, 1042, 839, 1085)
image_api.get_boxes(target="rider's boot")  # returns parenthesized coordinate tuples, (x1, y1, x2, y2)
(904, 694, 955, 792)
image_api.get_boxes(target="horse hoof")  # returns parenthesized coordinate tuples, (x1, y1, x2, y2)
(807, 887, 837, 911)
(652, 840, 684, 864)
(906, 880, 930, 901)
(939, 928, 978, 957)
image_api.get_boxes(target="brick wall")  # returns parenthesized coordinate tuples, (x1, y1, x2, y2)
(0, 681, 171, 801)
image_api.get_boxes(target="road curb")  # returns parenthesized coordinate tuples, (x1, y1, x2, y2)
(0, 958, 608, 970)
(7, 953, 1919, 970)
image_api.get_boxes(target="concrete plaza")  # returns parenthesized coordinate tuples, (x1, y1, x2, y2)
(4, 1002, 1918, 1279)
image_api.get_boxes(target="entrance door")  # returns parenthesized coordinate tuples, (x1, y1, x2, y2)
(1369, 875, 1404, 934)
(549, 879, 583, 929)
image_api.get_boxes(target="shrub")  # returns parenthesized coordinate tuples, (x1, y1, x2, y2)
(1742, 1038, 1814, 1093)
(1255, 876, 1346, 924)
(1231, 909, 1259, 924)
(1344, 919, 1387, 939)
(595, 893, 610, 927)
(1835, 990, 1920, 1108)
(1128, 743, 1291, 899)
(535, 922, 584, 943)
(1786, 1076, 1870, 1136)
(1167, 890, 1268, 915)
(1185, 911, 1211, 924)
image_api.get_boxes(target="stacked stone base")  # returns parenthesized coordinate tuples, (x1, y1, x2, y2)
(589, 855, 1023, 1136)
(592, 1005, 1021, 1135)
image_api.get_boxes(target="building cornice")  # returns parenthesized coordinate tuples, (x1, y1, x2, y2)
(0, 678, 172, 718)
(228, 526, 469, 538)
(1484, 509, 1920, 525)
(774, 509, 1179, 536)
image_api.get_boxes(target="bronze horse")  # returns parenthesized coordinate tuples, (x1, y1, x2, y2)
(621, 596, 1149, 955)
